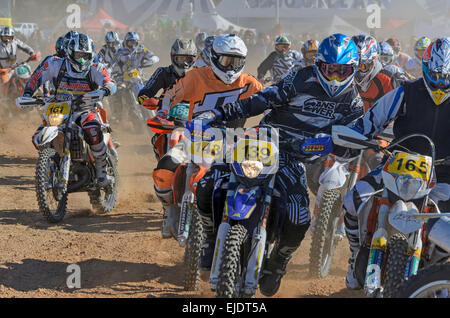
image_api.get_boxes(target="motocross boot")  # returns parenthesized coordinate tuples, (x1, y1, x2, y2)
(198, 213, 215, 271)
(344, 210, 362, 290)
(154, 184, 175, 239)
(345, 253, 362, 290)
(92, 143, 112, 188)
(259, 247, 294, 297)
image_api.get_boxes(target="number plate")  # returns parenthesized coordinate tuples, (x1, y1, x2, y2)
(169, 103, 190, 120)
(124, 69, 140, 81)
(190, 140, 223, 160)
(232, 139, 277, 166)
(45, 102, 70, 116)
(384, 151, 431, 181)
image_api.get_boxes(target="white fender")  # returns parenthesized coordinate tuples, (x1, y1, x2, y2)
(388, 200, 423, 235)
(37, 126, 59, 146)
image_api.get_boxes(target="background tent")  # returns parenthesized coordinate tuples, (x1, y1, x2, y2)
(82, 8, 129, 32)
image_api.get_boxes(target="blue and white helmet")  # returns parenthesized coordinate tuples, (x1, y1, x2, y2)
(351, 35, 378, 86)
(124, 31, 140, 51)
(378, 41, 395, 67)
(314, 34, 359, 98)
(210, 34, 247, 85)
(422, 37, 450, 105)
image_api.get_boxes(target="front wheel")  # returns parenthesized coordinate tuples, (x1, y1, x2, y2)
(309, 189, 343, 278)
(382, 234, 410, 298)
(183, 206, 204, 291)
(216, 224, 248, 298)
(88, 151, 119, 214)
(392, 263, 450, 298)
(35, 148, 68, 223)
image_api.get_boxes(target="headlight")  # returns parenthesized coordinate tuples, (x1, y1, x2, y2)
(241, 160, 264, 179)
(48, 113, 64, 126)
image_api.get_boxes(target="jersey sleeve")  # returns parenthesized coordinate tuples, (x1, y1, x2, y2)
(24, 57, 60, 96)
(16, 39, 34, 55)
(91, 63, 117, 95)
(257, 52, 276, 80)
(352, 86, 405, 137)
(138, 67, 167, 99)
(218, 70, 298, 121)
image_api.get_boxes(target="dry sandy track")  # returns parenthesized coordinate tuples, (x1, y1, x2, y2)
(0, 105, 364, 298)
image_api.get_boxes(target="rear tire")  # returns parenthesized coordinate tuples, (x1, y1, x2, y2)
(392, 263, 450, 298)
(89, 151, 119, 214)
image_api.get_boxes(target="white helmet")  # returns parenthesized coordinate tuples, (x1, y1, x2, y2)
(210, 34, 247, 85)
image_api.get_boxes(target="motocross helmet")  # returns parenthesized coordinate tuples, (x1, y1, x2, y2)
(422, 37, 450, 105)
(274, 35, 291, 56)
(55, 36, 65, 57)
(210, 34, 247, 85)
(63, 30, 79, 53)
(414, 36, 432, 60)
(351, 35, 379, 87)
(67, 33, 95, 73)
(301, 40, 319, 66)
(314, 33, 359, 98)
(378, 41, 395, 67)
(386, 38, 401, 58)
(105, 31, 121, 52)
(170, 38, 197, 77)
(1, 26, 14, 43)
(201, 35, 215, 66)
(124, 32, 139, 52)
(195, 32, 207, 53)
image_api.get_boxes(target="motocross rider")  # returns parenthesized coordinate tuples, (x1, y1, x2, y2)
(151, 34, 264, 239)
(0, 26, 39, 97)
(257, 35, 304, 84)
(301, 39, 319, 67)
(195, 33, 364, 297)
(137, 38, 197, 160)
(404, 36, 432, 79)
(97, 31, 121, 72)
(378, 41, 411, 84)
(340, 37, 450, 290)
(114, 31, 159, 92)
(23, 33, 117, 188)
(194, 35, 215, 69)
(386, 38, 411, 70)
(352, 35, 398, 112)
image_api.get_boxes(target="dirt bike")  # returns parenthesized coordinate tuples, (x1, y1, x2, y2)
(393, 212, 450, 298)
(308, 130, 394, 279)
(1, 54, 39, 117)
(208, 124, 281, 298)
(333, 125, 449, 298)
(147, 103, 214, 291)
(15, 93, 119, 223)
(111, 68, 154, 134)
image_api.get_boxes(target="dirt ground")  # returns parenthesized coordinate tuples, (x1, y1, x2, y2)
(0, 103, 364, 299)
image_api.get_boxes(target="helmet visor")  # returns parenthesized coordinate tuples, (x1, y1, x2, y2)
(319, 62, 355, 82)
(275, 44, 290, 52)
(426, 70, 450, 90)
(217, 55, 245, 72)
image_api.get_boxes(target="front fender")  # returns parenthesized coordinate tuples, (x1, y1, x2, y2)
(388, 200, 423, 235)
(36, 126, 59, 146)
(318, 160, 348, 190)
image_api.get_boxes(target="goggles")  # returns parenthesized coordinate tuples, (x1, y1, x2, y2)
(275, 44, 290, 52)
(73, 51, 92, 64)
(415, 48, 426, 58)
(358, 61, 374, 73)
(319, 62, 355, 82)
(380, 55, 393, 65)
(173, 55, 196, 66)
(1, 36, 13, 42)
(217, 55, 245, 72)
(304, 51, 317, 60)
(107, 42, 119, 48)
(426, 70, 450, 90)
(126, 40, 138, 48)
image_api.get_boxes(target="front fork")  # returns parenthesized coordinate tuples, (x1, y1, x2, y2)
(364, 190, 423, 296)
(177, 163, 195, 247)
